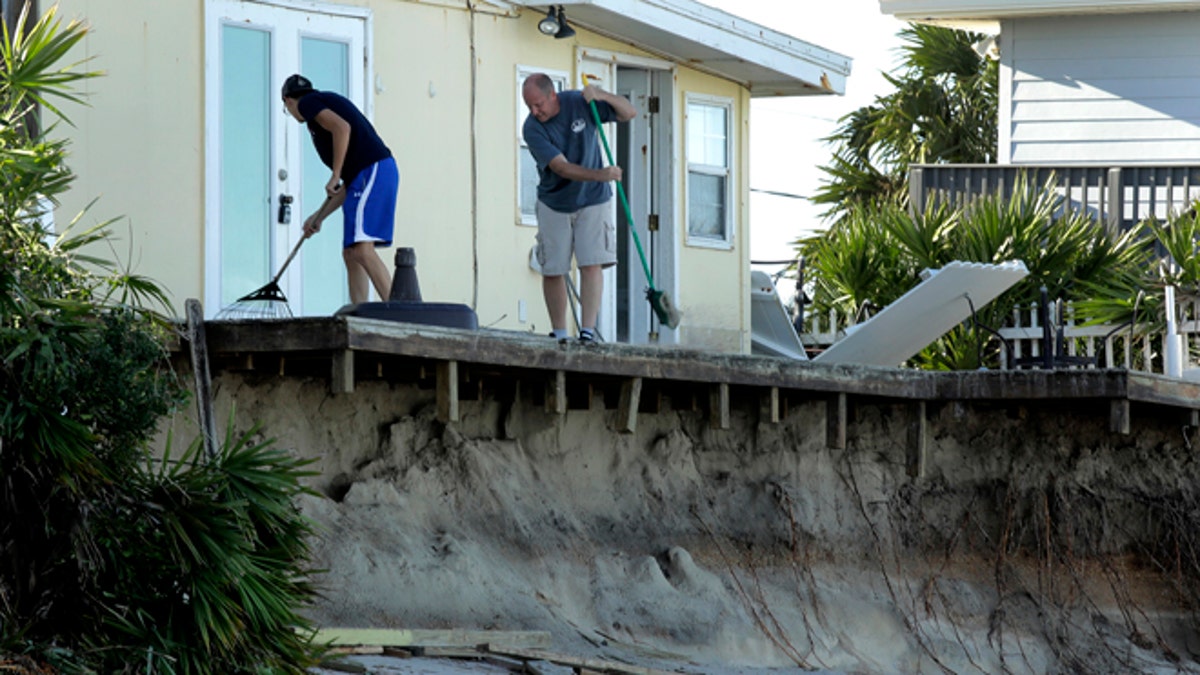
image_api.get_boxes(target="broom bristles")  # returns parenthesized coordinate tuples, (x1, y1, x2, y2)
(648, 289, 681, 329)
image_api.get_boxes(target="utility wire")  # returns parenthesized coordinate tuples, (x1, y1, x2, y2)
(750, 187, 809, 200)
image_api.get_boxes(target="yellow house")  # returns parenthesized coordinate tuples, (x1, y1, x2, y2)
(46, 0, 849, 353)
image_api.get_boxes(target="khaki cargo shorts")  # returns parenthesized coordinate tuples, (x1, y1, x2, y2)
(535, 200, 617, 276)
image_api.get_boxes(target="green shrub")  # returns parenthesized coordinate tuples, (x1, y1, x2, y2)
(1, 5, 324, 672)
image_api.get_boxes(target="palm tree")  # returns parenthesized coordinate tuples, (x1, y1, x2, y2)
(1, 5, 323, 672)
(811, 24, 999, 220)
(802, 176, 1151, 370)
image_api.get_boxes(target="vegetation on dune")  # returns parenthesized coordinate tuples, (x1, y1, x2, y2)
(796, 23, 1197, 370)
(0, 4, 323, 672)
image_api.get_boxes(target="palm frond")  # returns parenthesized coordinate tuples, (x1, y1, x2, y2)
(0, 3, 102, 126)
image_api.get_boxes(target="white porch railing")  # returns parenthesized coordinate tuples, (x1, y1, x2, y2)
(801, 300, 1198, 374)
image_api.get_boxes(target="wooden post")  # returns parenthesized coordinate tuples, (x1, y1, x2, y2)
(830, 391, 849, 449)
(908, 166, 925, 218)
(907, 401, 927, 479)
(760, 387, 781, 424)
(1110, 399, 1131, 435)
(827, 393, 847, 450)
(1106, 167, 1124, 236)
(184, 299, 218, 462)
(332, 350, 355, 394)
(546, 370, 567, 415)
(437, 360, 459, 423)
(588, 383, 605, 411)
(614, 377, 642, 434)
(710, 383, 730, 430)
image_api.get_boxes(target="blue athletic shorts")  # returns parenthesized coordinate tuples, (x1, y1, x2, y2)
(342, 156, 399, 249)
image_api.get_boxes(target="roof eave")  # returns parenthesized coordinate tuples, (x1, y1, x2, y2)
(881, 0, 1200, 28)
(518, 0, 851, 97)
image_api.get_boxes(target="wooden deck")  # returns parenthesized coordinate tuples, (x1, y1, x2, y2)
(184, 316, 1200, 448)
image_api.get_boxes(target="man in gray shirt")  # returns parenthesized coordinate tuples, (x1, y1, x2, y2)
(521, 73, 637, 343)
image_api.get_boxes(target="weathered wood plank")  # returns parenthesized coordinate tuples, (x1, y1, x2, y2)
(184, 299, 218, 462)
(615, 377, 642, 434)
(313, 628, 551, 650)
(437, 360, 459, 423)
(588, 383, 605, 411)
(332, 349, 354, 394)
(203, 316, 348, 352)
(710, 383, 730, 430)
(339, 318, 936, 396)
(326, 645, 383, 655)
(760, 387, 780, 424)
(193, 316, 1200, 410)
(546, 370, 567, 415)
(525, 660, 575, 675)
(315, 657, 368, 673)
(907, 401, 927, 479)
(1110, 399, 1131, 435)
(486, 646, 677, 675)
(827, 393, 847, 450)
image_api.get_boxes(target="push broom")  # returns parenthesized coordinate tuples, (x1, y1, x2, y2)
(582, 74, 681, 329)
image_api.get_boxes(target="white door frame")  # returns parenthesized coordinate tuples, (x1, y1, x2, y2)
(203, 0, 372, 317)
(576, 48, 677, 345)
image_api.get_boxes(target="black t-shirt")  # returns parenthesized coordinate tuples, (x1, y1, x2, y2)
(297, 91, 392, 183)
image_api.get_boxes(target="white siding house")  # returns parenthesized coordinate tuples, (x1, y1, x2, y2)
(880, 1, 1200, 165)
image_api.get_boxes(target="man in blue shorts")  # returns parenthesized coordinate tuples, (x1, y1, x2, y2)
(521, 73, 637, 343)
(282, 74, 398, 304)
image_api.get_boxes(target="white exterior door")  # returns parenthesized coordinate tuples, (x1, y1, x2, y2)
(204, 0, 369, 317)
(616, 66, 655, 344)
(579, 54, 676, 345)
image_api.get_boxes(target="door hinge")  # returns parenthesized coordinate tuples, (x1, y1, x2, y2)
(647, 214, 659, 231)
(647, 96, 660, 114)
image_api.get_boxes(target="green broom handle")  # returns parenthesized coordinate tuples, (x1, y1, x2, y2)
(583, 76, 657, 290)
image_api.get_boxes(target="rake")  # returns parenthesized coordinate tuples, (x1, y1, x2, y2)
(215, 234, 306, 320)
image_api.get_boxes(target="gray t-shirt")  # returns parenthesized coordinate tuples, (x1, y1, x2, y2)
(523, 90, 616, 213)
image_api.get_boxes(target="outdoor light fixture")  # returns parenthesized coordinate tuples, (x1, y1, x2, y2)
(553, 7, 576, 39)
(536, 5, 576, 39)
(537, 6, 559, 35)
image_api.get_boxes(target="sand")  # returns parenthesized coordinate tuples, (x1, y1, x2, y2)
(185, 371, 1200, 675)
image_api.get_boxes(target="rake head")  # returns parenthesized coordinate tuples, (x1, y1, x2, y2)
(215, 281, 293, 320)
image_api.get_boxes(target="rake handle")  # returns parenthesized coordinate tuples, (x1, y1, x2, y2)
(272, 235, 306, 284)
(582, 74, 657, 291)
(273, 194, 333, 283)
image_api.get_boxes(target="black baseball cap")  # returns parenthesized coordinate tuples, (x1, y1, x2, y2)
(281, 74, 315, 99)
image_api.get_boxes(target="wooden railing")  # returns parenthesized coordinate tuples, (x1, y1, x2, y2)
(801, 299, 1198, 374)
(909, 164, 1200, 233)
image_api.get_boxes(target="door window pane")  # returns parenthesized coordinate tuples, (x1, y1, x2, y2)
(300, 38, 352, 313)
(220, 25, 271, 307)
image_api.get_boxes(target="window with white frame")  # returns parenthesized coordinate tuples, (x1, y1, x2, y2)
(516, 67, 568, 226)
(685, 96, 732, 245)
